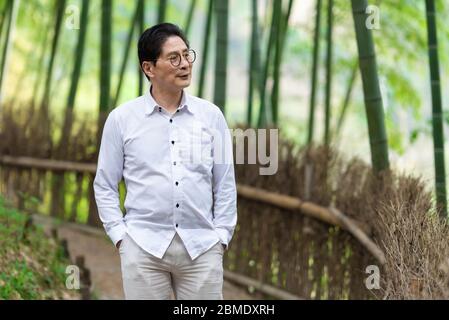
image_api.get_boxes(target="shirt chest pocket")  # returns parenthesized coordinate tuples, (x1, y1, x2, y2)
(179, 129, 214, 174)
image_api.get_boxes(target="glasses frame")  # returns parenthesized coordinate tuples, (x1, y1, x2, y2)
(151, 49, 196, 68)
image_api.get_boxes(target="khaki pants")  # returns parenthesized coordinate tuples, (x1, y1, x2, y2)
(119, 232, 224, 300)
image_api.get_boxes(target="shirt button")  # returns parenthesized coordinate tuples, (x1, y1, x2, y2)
(169, 119, 173, 123)
(175, 181, 179, 186)
(176, 203, 179, 208)
(171, 140, 175, 145)
(177, 110, 180, 113)
(176, 223, 179, 227)
(173, 161, 176, 166)
(159, 107, 162, 112)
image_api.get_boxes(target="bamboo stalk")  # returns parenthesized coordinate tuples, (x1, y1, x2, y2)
(213, 0, 229, 112)
(336, 61, 358, 137)
(0, 1, 11, 38)
(31, 22, 50, 107)
(257, 0, 281, 127)
(113, 0, 142, 108)
(99, 0, 112, 116)
(184, 0, 197, 37)
(247, 0, 261, 126)
(137, 0, 145, 96)
(197, 0, 213, 98)
(51, 0, 88, 219)
(323, 0, 333, 146)
(66, 0, 89, 112)
(97, 0, 113, 150)
(40, 0, 66, 114)
(158, 0, 167, 24)
(425, 0, 447, 218)
(271, 0, 294, 125)
(351, 0, 389, 173)
(0, 0, 19, 106)
(307, 0, 322, 145)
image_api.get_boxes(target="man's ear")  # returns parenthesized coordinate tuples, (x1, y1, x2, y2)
(142, 61, 155, 80)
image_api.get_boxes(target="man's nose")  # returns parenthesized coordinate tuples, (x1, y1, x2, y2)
(179, 56, 190, 69)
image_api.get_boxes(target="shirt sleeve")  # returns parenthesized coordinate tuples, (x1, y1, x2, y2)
(212, 109, 238, 250)
(93, 110, 127, 247)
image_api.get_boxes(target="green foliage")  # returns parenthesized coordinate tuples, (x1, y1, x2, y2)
(385, 111, 405, 155)
(119, 180, 126, 213)
(0, 196, 78, 299)
(0, 261, 39, 299)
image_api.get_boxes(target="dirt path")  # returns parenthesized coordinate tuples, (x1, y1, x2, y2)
(34, 215, 254, 300)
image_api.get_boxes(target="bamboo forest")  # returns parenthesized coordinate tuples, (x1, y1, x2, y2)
(1, 0, 449, 303)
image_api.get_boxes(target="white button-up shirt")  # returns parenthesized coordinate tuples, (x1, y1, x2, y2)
(93, 89, 237, 260)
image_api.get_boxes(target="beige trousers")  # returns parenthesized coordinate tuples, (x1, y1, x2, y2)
(119, 232, 224, 300)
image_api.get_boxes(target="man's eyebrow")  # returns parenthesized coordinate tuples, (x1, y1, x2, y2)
(165, 49, 189, 56)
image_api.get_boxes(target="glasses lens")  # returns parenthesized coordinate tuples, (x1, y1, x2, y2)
(188, 50, 196, 63)
(171, 55, 181, 67)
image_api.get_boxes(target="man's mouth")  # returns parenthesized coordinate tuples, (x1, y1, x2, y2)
(177, 74, 189, 79)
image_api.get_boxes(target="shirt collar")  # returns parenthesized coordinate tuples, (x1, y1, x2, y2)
(144, 86, 195, 116)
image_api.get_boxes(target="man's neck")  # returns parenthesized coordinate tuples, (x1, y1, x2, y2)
(151, 85, 183, 114)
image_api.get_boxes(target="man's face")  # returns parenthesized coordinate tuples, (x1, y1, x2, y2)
(144, 36, 193, 91)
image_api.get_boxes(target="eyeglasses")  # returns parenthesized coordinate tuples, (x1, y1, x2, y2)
(154, 49, 196, 68)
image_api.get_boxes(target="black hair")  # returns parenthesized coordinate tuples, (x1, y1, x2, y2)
(138, 23, 190, 81)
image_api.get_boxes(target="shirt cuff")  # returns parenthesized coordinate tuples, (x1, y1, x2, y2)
(106, 223, 127, 247)
(215, 227, 230, 250)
